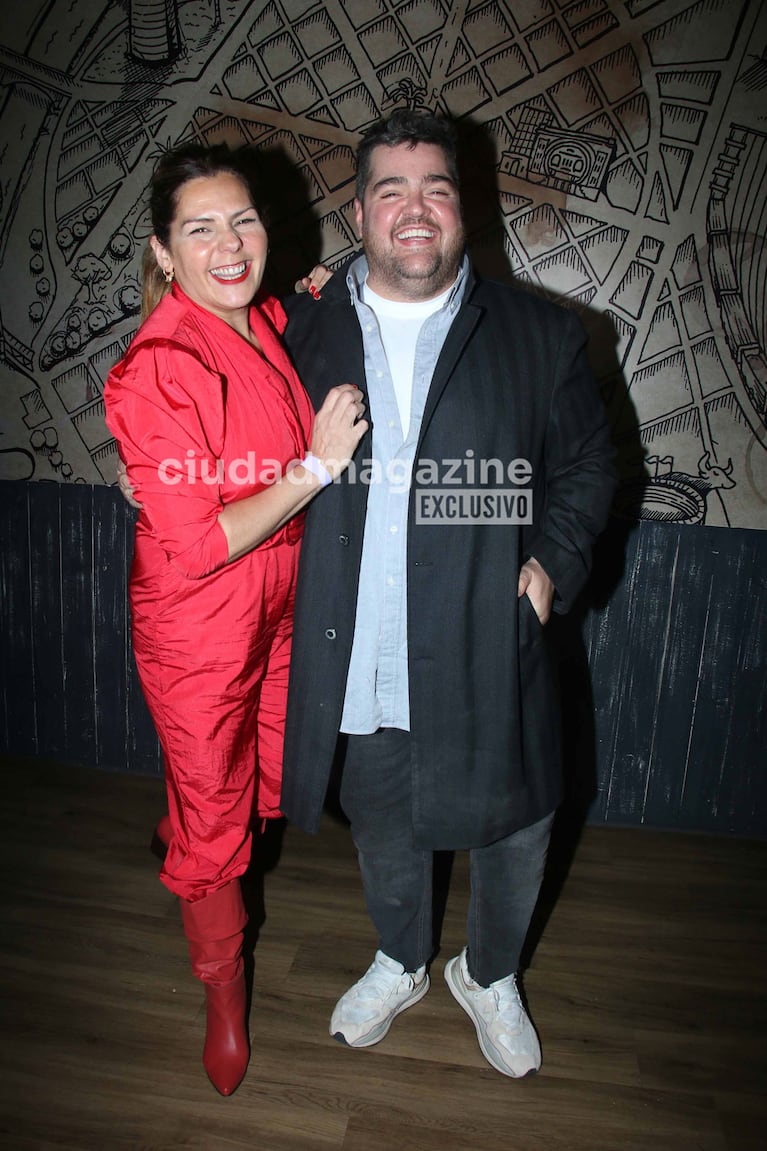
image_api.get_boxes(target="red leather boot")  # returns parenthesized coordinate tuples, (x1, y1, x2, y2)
(180, 881, 249, 1096)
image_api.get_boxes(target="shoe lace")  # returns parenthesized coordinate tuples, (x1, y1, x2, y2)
(491, 976, 524, 1030)
(356, 961, 408, 1002)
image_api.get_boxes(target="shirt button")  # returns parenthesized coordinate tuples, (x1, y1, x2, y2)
(338, 534, 349, 546)
(325, 628, 337, 640)
(376, 371, 384, 378)
(389, 525, 398, 534)
(387, 576, 394, 586)
(388, 420, 397, 428)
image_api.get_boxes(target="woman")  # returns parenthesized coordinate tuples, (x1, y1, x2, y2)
(104, 143, 366, 1096)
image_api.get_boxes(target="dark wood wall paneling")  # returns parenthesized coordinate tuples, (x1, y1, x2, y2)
(0, 481, 161, 776)
(578, 521, 766, 833)
(1, 481, 764, 835)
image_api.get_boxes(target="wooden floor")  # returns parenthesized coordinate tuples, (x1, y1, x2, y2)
(1, 758, 765, 1151)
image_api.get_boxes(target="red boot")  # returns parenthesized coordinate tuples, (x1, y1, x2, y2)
(180, 881, 249, 1096)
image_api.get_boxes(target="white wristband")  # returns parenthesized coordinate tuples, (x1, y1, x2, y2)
(301, 452, 332, 487)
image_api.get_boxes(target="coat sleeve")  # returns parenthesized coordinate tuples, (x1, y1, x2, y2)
(104, 342, 230, 579)
(524, 309, 617, 613)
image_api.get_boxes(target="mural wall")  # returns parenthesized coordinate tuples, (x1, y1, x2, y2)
(1, 0, 765, 528)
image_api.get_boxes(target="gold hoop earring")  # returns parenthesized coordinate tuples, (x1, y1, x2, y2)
(164, 268, 174, 284)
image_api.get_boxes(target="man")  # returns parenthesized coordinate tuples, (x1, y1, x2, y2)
(280, 109, 616, 1077)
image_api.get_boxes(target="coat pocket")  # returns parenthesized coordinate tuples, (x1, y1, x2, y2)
(518, 590, 544, 647)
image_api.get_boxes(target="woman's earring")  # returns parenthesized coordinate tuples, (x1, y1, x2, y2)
(164, 268, 174, 284)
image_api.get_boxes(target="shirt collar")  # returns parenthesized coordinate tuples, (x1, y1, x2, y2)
(346, 252, 469, 314)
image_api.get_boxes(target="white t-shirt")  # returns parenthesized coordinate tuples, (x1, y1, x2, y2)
(362, 281, 452, 435)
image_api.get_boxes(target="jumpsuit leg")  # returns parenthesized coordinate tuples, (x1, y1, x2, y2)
(251, 588, 294, 822)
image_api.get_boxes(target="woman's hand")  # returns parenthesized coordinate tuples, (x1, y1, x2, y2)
(309, 384, 368, 480)
(294, 264, 333, 299)
(217, 384, 366, 561)
(116, 459, 142, 509)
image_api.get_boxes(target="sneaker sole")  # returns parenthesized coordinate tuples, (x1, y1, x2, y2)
(443, 957, 539, 1078)
(332, 973, 431, 1048)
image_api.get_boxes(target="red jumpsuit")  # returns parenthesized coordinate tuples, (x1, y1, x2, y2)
(104, 285, 314, 901)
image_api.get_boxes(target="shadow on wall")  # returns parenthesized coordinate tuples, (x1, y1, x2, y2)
(254, 145, 327, 300)
(454, 119, 642, 500)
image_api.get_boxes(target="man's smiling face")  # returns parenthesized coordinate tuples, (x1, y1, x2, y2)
(354, 141, 465, 302)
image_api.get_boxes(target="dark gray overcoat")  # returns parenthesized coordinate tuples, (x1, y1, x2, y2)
(280, 261, 616, 849)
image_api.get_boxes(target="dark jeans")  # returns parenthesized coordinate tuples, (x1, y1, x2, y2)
(340, 727, 554, 987)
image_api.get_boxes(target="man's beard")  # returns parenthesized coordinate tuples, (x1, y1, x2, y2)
(363, 227, 465, 301)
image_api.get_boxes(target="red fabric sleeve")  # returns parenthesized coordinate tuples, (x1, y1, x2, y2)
(105, 342, 230, 579)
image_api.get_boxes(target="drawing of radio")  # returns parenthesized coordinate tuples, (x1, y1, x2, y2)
(501, 125, 615, 201)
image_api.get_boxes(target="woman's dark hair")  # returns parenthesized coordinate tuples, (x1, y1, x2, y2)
(141, 142, 265, 321)
(149, 141, 264, 244)
(355, 109, 459, 200)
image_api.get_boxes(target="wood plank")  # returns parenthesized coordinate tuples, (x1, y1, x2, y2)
(91, 484, 128, 770)
(60, 482, 97, 764)
(0, 482, 36, 754)
(1, 758, 764, 1151)
(28, 481, 65, 758)
(682, 535, 766, 833)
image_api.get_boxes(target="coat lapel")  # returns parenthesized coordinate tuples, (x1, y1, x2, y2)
(419, 303, 483, 445)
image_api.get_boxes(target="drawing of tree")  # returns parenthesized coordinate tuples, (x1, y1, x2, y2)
(72, 255, 111, 303)
(384, 79, 427, 110)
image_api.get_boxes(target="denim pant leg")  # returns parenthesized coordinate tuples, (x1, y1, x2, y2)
(339, 728, 432, 973)
(466, 811, 555, 987)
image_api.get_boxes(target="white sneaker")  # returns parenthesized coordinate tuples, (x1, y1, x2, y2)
(444, 948, 541, 1077)
(330, 950, 430, 1047)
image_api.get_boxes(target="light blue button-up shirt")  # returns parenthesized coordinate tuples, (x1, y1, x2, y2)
(340, 253, 469, 734)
